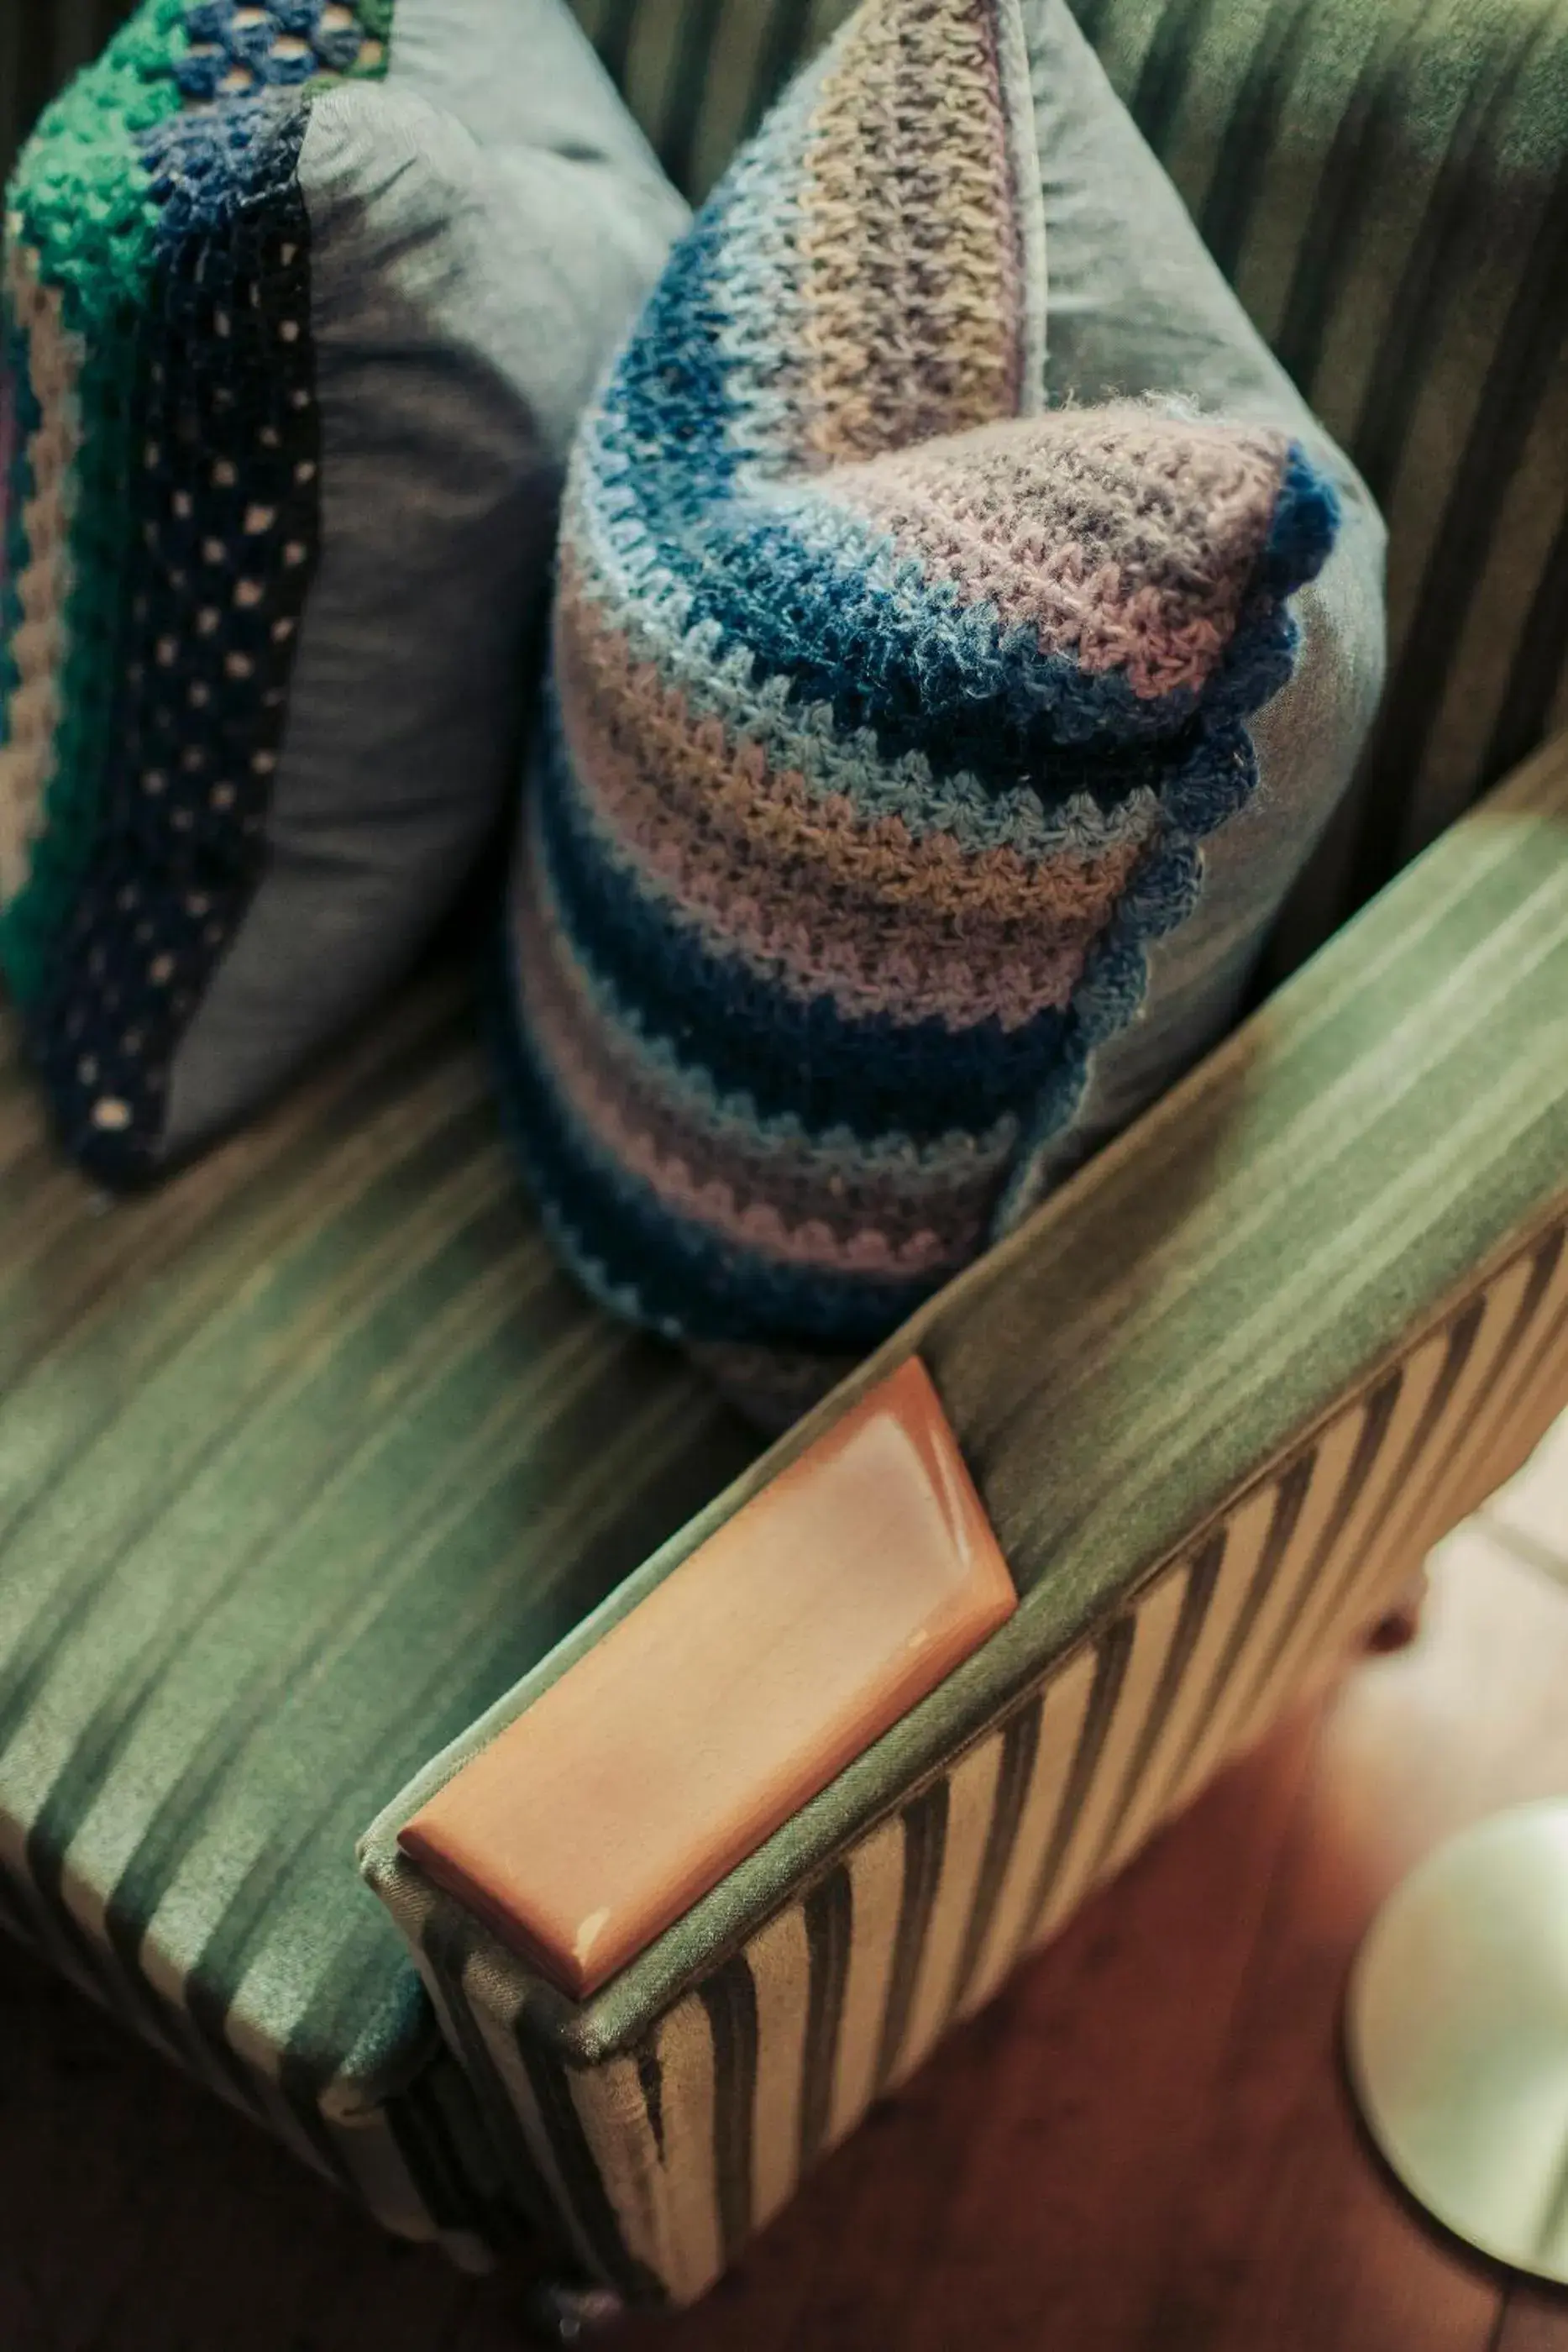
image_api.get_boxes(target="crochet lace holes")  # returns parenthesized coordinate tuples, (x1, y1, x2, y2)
(56, 92, 323, 1168)
(91, 1100, 131, 1132)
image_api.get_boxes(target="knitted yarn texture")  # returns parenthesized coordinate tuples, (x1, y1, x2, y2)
(0, 1, 389, 1178)
(498, 0, 1340, 1412)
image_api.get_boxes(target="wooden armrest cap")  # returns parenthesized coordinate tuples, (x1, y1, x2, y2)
(398, 1355, 1017, 1998)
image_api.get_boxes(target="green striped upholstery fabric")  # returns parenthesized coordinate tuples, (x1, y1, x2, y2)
(563, 0, 852, 196)
(366, 732, 1568, 2300)
(0, 971, 759, 2253)
(5, 0, 1567, 2284)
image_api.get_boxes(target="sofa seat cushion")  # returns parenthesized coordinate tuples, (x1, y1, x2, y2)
(0, 967, 757, 2187)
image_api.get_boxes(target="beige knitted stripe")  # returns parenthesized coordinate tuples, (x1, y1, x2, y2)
(795, 0, 1023, 465)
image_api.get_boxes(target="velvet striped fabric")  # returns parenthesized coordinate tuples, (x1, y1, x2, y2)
(370, 729, 1568, 2299)
(0, 964, 759, 2256)
(3, 0, 1566, 2281)
(385, 1203, 1568, 2302)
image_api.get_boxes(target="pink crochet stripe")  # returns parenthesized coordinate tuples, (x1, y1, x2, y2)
(820, 408, 1289, 699)
(556, 643, 1109, 1028)
(555, 558, 1159, 906)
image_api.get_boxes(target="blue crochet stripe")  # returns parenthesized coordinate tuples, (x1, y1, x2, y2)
(491, 934, 952, 1351)
(174, 0, 380, 102)
(602, 200, 742, 519)
(535, 711, 1078, 1143)
(1259, 444, 1340, 596)
(29, 94, 319, 1184)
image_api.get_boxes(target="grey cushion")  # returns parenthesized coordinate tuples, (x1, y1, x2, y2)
(168, 0, 688, 1154)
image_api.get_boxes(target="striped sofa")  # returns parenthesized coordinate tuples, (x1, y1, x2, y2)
(3, 0, 1567, 2323)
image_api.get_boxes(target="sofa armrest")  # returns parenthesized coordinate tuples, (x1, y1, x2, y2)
(361, 731, 1568, 2301)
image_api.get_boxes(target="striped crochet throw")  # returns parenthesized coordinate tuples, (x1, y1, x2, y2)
(500, 0, 1340, 1424)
